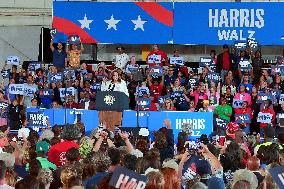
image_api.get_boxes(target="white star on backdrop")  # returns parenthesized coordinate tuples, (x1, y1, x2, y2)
(104, 15, 121, 30)
(78, 14, 93, 30)
(131, 15, 147, 31)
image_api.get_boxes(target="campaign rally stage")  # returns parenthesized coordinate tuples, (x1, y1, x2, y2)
(26, 108, 213, 140)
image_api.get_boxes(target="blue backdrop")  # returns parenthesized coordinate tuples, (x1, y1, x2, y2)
(26, 108, 213, 140)
(53, 2, 284, 45)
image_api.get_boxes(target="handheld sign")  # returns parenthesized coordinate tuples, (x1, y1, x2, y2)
(207, 72, 219, 83)
(137, 87, 149, 97)
(257, 93, 270, 104)
(1, 70, 9, 78)
(63, 69, 76, 80)
(68, 35, 80, 45)
(24, 85, 37, 97)
(235, 114, 251, 124)
(239, 60, 252, 72)
(247, 38, 260, 52)
(209, 96, 217, 106)
(49, 73, 63, 83)
(257, 112, 273, 124)
(199, 57, 212, 67)
(59, 87, 75, 98)
(50, 28, 57, 37)
(148, 55, 161, 64)
(271, 66, 284, 76)
(170, 57, 184, 65)
(8, 84, 24, 95)
(234, 41, 247, 51)
(171, 91, 183, 99)
(92, 83, 101, 91)
(149, 66, 163, 77)
(268, 166, 284, 189)
(271, 89, 281, 99)
(158, 96, 165, 107)
(28, 63, 41, 72)
(0, 102, 9, 118)
(38, 89, 54, 98)
(109, 166, 147, 189)
(137, 98, 151, 109)
(188, 78, 199, 88)
(215, 118, 229, 129)
(232, 99, 243, 108)
(279, 94, 284, 105)
(6, 56, 20, 66)
(277, 113, 284, 127)
(27, 112, 45, 126)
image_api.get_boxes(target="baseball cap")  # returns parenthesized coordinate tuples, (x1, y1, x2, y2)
(36, 141, 50, 154)
(232, 169, 258, 189)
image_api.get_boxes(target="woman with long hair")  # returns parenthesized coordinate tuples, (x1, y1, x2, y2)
(101, 70, 129, 96)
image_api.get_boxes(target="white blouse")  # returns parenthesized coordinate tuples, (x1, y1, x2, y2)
(101, 80, 129, 97)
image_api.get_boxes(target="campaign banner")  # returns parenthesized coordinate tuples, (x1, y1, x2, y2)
(67, 35, 80, 45)
(50, 28, 57, 37)
(53, 2, 173, 44)
(23, 85, 37, 97)
(149, 66, 163, 77)
(127, 65, 139, 73)
(207, 72, 219, 82)
(148, 55, 161, 64)
(122, 111, 214, 140)
(257, 112, 273, 123)
(38, 89, 54, 98)
(239, 60, 252, 71)
(26, 108, 99, 133)
(6, 56, 20, 65)
(268, 166, 284, 188)
(174, 2, 284, 45)
(109, 166, 147, 189)
(137, 98, 151, 108)
(233, 99, 243, 108)
(235, 114, 251, 124)
(8, 84, 24, 95)
(27, 112, 45, 126)
(247, 38, 260, 52)
(49, 73, 63, 83)
(59, 87, 75, 98)
(271, 66, 284, 76)
(169, 57, 184, 65)
(0, 102, 9, 118)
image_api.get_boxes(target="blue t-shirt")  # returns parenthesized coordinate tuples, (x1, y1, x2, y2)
(53, 50, 67, 68)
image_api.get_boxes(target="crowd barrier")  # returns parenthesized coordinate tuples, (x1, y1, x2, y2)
(26, 108, 213, 139)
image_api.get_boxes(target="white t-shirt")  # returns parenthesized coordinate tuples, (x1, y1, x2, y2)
(0, 184, 14, 189)
(114, 53, 129, 69)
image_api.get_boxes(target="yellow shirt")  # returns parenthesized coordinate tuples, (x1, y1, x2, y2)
(69, 50, 81, 69)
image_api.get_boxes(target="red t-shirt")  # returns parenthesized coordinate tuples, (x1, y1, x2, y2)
(146, 50, 168, 67)
(222, 52, 230, 70)
(149, 85, 163, 103)
(259, 108, 276, 128)
(47, 141, 79, 167)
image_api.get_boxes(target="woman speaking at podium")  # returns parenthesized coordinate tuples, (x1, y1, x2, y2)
(100, 70, 129, 130)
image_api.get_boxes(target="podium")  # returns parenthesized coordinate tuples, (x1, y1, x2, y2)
(96, 91, 129, 131)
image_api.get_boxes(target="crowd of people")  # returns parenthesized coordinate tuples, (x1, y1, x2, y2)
(0, 39, 283, 188)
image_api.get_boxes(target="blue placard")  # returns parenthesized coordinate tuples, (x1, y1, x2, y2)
(271, 89, 281, 99)
(234, 41, 247, 50)
(27, 111, 45, 127)
(169, 57, 184, 65)
(257, 93, 270, 103)
(257, 112, 273, 123)
(92, 83, 101, 91)
(279, 94, 284, 104)
(8, 84, 24, 95)
(38, 89, 54, 98)
(215, 118, 229, 129)
(239, 60, 252, 71)
(149, 66, 163, 76)
(50, 28, 57, 37)
(122, 111, 213, 140)
(0, 102, 9, 118)
(28, 62, 41, 72)
(137, 87, 149, 97)
(63, 69, 76, 80)
(137, 98, 151, 108)
(49, 73, 63, 83)
(158, 96, 165, 107)
(271, 66, 284, 76)
(233, 99, 243, 108)
(68, 35, 80, 45)
(171, 91, 183, 98)
(235, 114, 251, 123)
(207, 72, 219, 82)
